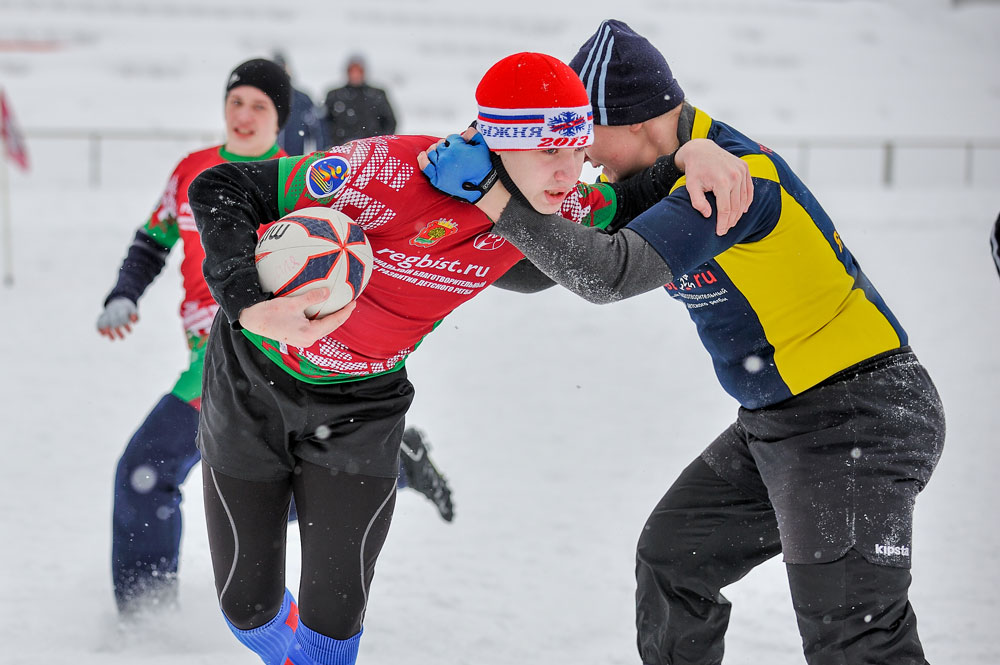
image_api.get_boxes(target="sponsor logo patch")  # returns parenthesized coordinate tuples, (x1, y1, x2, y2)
(875, 543, 910, 557)
(410, 219, 458, 248)
(473, 233, 507, 251)
(306, 155, 351, 199)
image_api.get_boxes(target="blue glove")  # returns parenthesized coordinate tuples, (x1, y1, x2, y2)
(422, 132, 497, 203)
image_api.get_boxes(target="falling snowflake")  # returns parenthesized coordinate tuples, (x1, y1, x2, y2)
(130, 465, 157, 493)
(743, 355, 765, 373)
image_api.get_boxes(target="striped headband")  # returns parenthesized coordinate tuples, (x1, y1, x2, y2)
(475, 52, 594, 151)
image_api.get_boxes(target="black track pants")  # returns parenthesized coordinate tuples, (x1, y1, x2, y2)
(636, 458, 927, 664)
(202, 461, 397, 638)
(636, 456, 780, 664)
(636, 349, 943, 664)
(788, 550, 925, 664)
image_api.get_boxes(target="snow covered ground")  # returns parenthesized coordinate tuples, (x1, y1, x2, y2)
(1, 0, 999, 663)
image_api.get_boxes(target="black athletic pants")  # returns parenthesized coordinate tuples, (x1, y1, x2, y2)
(197, 314, 415, 640)
(635, 349, 944, 665)
(203, 460, 397, 638)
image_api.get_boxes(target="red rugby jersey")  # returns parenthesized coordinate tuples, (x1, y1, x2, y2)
(144, 144, 284, 335)
(241, 135, 614, 382)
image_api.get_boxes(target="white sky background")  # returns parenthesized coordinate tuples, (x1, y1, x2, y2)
(1, 0, 999, 663)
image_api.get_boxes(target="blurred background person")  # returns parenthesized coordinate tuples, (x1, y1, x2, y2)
(274, 51, 328, 154)
(322, 53, 397, 144)
(97, 57, 291, 617)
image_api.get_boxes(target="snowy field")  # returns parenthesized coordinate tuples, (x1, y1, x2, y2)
(1, 0, 999, 663)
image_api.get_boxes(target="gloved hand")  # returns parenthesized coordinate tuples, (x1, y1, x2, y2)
(97, 297, 139, 340)
(421, 132, 497, 203)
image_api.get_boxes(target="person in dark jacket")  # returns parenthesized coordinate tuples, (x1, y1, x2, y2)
(322, 54, 397, 145)
(274, 52, 327, 154)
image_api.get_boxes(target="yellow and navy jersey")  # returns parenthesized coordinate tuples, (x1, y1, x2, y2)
(627, 108, 907, 409)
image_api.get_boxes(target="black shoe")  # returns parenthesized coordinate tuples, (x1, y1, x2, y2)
(400, 427, 455, 522)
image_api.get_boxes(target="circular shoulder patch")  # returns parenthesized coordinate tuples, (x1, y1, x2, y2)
(306, 155, 352, 199)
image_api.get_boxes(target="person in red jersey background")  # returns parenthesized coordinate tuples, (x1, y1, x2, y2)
(96, 58, 292, 617)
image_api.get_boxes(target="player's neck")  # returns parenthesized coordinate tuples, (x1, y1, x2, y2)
(644, 112, 682, 159)
(222, 141, 279, 160)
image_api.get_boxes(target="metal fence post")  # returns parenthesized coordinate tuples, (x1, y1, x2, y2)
(882, 141, 894, 188)
(965, 141, 974, 187)
(89, 131, 101, 189)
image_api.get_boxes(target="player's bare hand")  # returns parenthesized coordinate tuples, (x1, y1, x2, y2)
(97, 297, 139, 341)
(416, 143, 441, 171)
(676, 138, 753, 236)
(417, 128, 477, 171)
(238, 289, 356, 348)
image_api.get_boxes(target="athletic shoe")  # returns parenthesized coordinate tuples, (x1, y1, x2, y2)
(400, 427, 455, 522)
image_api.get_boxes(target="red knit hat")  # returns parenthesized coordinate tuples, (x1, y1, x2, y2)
(475, 52, 594, 151)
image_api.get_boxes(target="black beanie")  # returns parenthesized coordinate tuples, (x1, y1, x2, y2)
(225, 58, 292, 129)
(569, 20, 684, 126)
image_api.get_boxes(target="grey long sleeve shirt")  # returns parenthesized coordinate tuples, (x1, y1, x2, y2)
(490, 197, 674, 304)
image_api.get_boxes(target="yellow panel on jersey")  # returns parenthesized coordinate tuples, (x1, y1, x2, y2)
(714, 188, 902, 394)
(691, 108, 714, 144)
(628, 106, 906, 408)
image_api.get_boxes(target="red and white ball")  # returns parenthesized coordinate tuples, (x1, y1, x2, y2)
(255, 207, 374, 318)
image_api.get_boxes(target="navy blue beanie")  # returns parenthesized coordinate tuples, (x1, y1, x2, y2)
(225, 58, 292, 130)
(569, 20, 684, 126)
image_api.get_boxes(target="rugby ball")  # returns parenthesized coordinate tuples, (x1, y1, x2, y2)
(255, 207, 374, 318)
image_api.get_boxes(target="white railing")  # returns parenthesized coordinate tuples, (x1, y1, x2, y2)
(23, 128, 221, 188)
(18, 127, 1000, 189)
(758, 136, 1000, 188)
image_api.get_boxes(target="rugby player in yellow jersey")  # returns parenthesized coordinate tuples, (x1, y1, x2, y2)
(423, 20, 945, 665)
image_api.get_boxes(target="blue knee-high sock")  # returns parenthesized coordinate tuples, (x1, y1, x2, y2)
(225, 589, 299, 665)
(287, 622, 363, 665)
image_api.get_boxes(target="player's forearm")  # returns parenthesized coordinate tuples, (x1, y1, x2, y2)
(189, 160, 281, 325)
(104, 229, 169, 305)
(491, 258, 556, 293)
(606, 154, 682, 232)
(491, 198, 673, 304)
